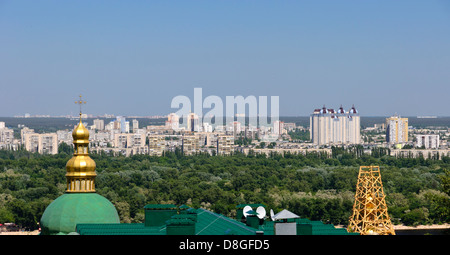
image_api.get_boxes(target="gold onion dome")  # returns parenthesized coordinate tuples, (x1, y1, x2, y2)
(72, 118, 90, 141)
(65, 115, 96, 192)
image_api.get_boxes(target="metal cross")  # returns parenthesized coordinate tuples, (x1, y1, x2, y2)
(75, 94, 86, 116)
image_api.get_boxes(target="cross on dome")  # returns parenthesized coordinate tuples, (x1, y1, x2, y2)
(75, 94, 86, 120)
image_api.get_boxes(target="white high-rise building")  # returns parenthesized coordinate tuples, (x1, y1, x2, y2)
(273, 120, 284, 135)
(310, 105, 360, 146)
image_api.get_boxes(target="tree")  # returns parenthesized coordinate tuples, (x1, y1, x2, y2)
(440, 170, 450, 196)
(58, 142, 74, 155)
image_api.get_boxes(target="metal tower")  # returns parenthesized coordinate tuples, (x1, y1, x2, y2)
(348, 166, 395, 235)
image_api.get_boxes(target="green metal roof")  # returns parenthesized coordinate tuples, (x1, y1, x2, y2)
(194, 208, 258, 235)
(76, 208, 259, 235)
(179, 204, 191, 209)
(76, 223, 166, 235)
(75, 205, 357, 235)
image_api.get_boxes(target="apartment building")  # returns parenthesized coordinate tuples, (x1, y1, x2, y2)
(217, 135, 234, 155)
(0, 122, 16, 150)
(386, 116, 408, 144)
(310, 105, 360, 146)
(148, 135, 166, 156)
(182, 134, 199, 155)
(23, 132, 58, 154)
(415, 134, 439, 149)
(165, 113, 180, 130)
(93, 119, 105, 130)
(114, 133, 146, 148)
(273, 120, 285, 135)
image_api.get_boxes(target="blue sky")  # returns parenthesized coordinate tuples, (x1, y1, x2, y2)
(1, 1, 449, 117)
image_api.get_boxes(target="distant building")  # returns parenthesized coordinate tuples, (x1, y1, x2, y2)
(23, 133, 58, 154)
(148, 135, 165, 156)
(283, 122, 296, 132)
(202, 122, 213, 133)
(415, 134, 439, 149)
(21, 127, 35, 144)
(273, 120, 285, 135)
(182, 134, 198, 155)
(57, 130, 73, 145)
(132, 119, 139, 133)
(0, 125, 14, 145)
(227, 121, 242, 138)
(386, 116, 408, 144)
(216, 135, 234, 155)
(0, 123, 16, 150)
(165, 113, 180, 130)
(187, 113, 200, 132)
(115, 116, 129, 133)
(93, 119, 105, 131)
(114, 133, 145, 148)
(310, 105, 360, 146)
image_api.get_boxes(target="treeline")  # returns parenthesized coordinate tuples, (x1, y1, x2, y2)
(0, 147, 449, 230)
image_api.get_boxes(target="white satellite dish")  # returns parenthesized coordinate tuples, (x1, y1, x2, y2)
(270, 209, 275, 221)
(256, 206, 266, 219)
(243, 205, 252, 218)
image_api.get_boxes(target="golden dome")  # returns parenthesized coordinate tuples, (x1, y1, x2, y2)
(72, 119, 90, 142)
(66, 155, 96, 173)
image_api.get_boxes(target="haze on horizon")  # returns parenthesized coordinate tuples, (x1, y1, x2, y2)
(1, 1, 449, 117)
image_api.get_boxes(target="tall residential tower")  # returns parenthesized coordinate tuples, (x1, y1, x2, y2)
(310, 105, 360, 146)
(386, 115, 408, 144)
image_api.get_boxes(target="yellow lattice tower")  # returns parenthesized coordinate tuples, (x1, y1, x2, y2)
(348, 166, 395, 235)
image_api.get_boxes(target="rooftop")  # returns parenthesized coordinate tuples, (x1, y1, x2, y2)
(75, 205, 358, 236)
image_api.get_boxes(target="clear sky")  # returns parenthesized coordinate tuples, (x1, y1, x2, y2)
(1, 0, 449, 117)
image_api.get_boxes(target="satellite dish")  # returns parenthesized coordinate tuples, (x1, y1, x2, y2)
(243, 205, 252, 218)
(270, 209, 275, 221)
(256, 206, 266, 219)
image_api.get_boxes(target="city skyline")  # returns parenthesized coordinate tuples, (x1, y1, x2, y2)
(1, 1, 449, 117)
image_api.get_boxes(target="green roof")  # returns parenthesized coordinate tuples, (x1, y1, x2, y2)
(179, 205, 191, 209)
(76, 223, 165, 235)
(194, 208, 258, 235)
(76, 208, 258, 235)
(75, 206, 358, 236)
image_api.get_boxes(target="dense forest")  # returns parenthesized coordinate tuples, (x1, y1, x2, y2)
(0, 146, 449, 231)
